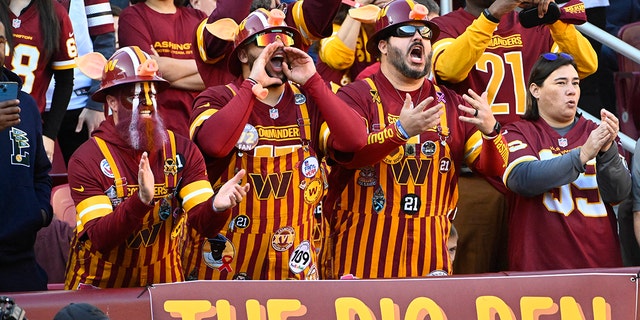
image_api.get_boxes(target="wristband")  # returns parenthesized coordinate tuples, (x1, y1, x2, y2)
(483, 8, 500, 23)
(246, 77, 259, 86)
(396, 121, 410, 140)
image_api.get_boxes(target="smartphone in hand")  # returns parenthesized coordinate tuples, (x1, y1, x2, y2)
(0, 82, 19, 102)
(519, 2, 561, 28)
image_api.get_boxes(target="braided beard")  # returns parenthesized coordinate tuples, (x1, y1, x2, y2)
(115, 84, 168, 153)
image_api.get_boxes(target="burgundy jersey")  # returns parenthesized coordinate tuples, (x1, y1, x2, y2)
(119, 3, 206, 137)
(432, 10, 556, 125)
(5, 1, 76, 112)
(322, 71, 487, 278)
(85, 0, 116, 37)
(502, 116, 623, 271)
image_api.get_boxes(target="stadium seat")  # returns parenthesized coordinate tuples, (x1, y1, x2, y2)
(614, 72, 640, 140)
(51, 140, 68, 186)
(617, 21, 640, 73)
(34, 184, 76, 285)
(615, 22, 640, 139)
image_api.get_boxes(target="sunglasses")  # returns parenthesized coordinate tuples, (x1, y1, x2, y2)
(393, 25, 432, 40)
(254, 32, 295, 47)
(540, 52, 574, 61)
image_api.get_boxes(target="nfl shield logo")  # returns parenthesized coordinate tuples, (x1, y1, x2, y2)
(12, 19, 20, 29)
(558, 138, 568, 147)
(269, 107, 279, 120)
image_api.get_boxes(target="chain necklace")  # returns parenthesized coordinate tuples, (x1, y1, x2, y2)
(393, 79, 425, 108)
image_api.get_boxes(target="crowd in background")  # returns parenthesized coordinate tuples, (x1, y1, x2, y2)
(1, 0, 640, 295)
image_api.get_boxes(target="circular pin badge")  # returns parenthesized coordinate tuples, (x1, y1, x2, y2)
(272, 226, 295, 252)
(100, 159, 114, 178)
(427, 270, 449, 277)
(233, 214, 250, 229)
(401, 194, 421, 215)
(306, 264, 319, 280)
(439, 157, 452, 173)
(203, 234, 235, 273)
(236, 124, 259, 151)
(421, 141, 437, 157)
(303, 178, 324, 205)
(232, 272, 251, 280)
(301, 156, 319, 178)
(289, 240, 312, 274)
(294, 93, 306, 105)
(383, 146, 404, 165)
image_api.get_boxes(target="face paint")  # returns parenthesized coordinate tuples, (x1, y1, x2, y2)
(115, 82, 167, 152)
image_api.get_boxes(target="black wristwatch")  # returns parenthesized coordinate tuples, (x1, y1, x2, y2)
(483, 8, 501, 23)
(491, 121, 502, 136)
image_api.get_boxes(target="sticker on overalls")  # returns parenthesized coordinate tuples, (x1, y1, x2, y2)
(401, 194, 421, 215)
(301, 156, 319, 178)
(289, 240, 312, 274)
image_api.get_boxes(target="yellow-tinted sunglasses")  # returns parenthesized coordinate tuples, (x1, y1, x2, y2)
(254, 31, 295, 47)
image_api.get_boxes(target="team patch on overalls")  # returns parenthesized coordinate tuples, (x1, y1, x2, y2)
(405, 144, 417, 157)
(401, 194, 421, 215)
(383, 146, 404, 165)
(236, 124, 260, 151)
(100, 159, 114, 178)
(301, 156, 319, 178)
(421, 141, 437, 156)
(357, 166, 377, 187)
(158, 197, 172, 220)
(303, 178, 323, 205)
(289, 240, 312, 274)
(203, 234, 235, 273)
(272, 226, 295, 252)
(105, 185, 122, 207)
(439, 157, 452, 173)
(372, 185, 385, 213)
